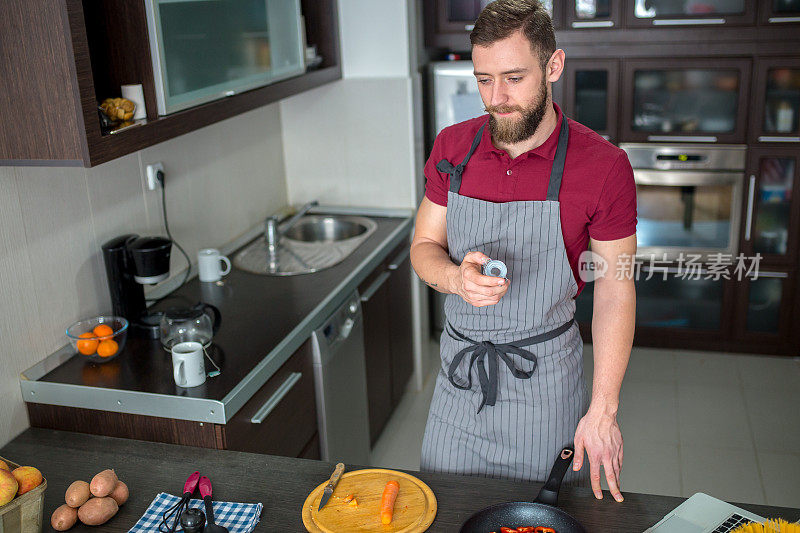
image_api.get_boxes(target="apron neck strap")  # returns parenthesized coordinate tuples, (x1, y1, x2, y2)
(545, 115, 569, 202)
(437, 122, 487, 194)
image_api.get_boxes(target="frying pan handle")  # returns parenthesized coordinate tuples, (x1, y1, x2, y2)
(199, 475, 212, 499)
(183, 471, 200, 496)
(534, 447, 574, 507)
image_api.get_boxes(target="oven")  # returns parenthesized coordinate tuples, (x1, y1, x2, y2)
(621, 144, 746, 262)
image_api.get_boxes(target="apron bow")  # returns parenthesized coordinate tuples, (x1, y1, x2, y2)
(446, 319, 575, 414)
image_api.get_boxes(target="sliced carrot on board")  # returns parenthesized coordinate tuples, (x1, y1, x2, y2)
(380, 480, 399, 525)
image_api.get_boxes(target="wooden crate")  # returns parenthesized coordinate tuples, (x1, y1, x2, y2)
(0, 455, 47, 533)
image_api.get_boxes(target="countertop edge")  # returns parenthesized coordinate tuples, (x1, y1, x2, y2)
(20, 209, 415, 425)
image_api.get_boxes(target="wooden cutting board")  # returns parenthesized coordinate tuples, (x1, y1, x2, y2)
(301, 468, 437, 533)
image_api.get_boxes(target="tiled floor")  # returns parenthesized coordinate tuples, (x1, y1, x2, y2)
(370, 341, 800, 508)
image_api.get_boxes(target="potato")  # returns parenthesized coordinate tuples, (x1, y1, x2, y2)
(89, 469, 118, 497)
(65, 480, 91, 508)
(77, 497, 118, 526)
(51, 504, 78, 531)
(109, 480, 128, 506)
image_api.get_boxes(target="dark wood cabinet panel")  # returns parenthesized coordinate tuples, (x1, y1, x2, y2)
(299, 433, 321, 460)
(561, 59, 620, 141)
(224, 339, 318, 457)
(758, 0, 800, 25)
(387, 248, 414, 408)
(732, 269, 797, 346)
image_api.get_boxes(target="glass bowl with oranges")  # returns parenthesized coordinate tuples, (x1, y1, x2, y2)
(66, 316, 128, 363)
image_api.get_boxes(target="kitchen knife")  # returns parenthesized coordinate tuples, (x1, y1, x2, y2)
(318, 462, 345, 511)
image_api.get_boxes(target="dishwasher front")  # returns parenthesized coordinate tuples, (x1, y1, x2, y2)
(310, 291, 371, 464)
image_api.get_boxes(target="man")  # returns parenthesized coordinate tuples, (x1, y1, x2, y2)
(411, 0, 636, 503)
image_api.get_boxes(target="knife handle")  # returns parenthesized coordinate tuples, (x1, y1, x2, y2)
(327, 463, 345, 489)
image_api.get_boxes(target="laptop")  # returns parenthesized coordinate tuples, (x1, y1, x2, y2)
(645, 492, 766, 533)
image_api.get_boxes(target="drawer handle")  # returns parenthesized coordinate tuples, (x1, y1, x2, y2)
(387, 247, 411, 270)
(744, 174, 756, 242)
(360, 271, 391, 302)
(250, 372, 302, 424)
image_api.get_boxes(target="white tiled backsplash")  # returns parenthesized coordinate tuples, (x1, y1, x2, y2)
(0, 103, 288, 445)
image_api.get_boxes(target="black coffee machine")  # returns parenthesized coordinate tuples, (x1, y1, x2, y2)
(101, 234, 172, 337)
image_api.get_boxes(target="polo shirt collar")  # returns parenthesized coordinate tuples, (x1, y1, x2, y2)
(476, 101, 564, 161)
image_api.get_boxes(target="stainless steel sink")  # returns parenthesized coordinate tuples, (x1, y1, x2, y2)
(282, 215, 372, 243)
(234, 215, 377, 276)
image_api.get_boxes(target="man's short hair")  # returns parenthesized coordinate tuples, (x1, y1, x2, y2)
(470, 0, 556, 71)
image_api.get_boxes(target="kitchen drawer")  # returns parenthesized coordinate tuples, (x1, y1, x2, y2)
(224, 339, 317, 457)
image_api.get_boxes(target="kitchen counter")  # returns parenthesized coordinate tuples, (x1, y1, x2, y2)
(20, 207, 414, 424)
(3, 429, 798, 532)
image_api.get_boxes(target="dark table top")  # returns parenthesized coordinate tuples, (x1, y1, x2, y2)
(34, 215, 407, 405)
(3, 429, 798, 532)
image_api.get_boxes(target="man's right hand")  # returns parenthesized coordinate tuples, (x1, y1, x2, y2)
(449, 251, 509, 307)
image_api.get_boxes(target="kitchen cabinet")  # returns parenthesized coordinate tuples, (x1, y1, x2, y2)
(732, 269, 797, 347)
(359, 239, 414, 445)
(620, 58, 751, 143)
(740, 148, 800, 265)
(624, 0, 756, 28)
(0, 0, 340, 167)
(749, 58, 800, 144)
(758, 0, 800, 25)
(27, 339, 321, 459)
(566, 0, 621, 28)
(561, 59, 619, 141)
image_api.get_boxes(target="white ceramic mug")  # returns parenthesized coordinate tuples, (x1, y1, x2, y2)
(198, 248, 231, 282)
(172, 341, 206, 388)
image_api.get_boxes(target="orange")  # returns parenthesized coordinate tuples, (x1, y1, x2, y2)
(93, 324, 114, 339)
(96, 339, 118, 358)
(76, 332, 99, 355)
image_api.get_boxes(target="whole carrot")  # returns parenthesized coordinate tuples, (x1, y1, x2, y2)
(380, 480, 400, 524)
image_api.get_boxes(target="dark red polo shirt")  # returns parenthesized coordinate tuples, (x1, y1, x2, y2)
(424, 102, 637, 297)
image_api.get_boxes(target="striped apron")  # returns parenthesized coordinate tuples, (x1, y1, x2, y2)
(421, 116, 589, 484)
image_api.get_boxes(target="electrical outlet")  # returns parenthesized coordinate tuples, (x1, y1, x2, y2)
(146, 162, 164, 190)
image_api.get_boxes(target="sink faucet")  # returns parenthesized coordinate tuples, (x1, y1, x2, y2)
(265, 200, 319, 254)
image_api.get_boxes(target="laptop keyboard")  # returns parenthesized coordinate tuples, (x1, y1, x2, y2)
(712, 513, 752, 533)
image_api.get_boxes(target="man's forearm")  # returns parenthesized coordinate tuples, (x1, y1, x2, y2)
(410, 240, 459, 294)
(589, 279, 635, 414)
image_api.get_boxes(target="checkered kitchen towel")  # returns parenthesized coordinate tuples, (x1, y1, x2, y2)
(129, 492, 263, 533)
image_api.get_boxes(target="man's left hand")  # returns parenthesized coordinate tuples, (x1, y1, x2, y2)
(573, 406, 624, 502)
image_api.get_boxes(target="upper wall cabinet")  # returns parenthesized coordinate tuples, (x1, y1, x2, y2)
(0, 0, 341, 167)
(620, 58, 751, 143)
(750, 58, 800, 144)
(624, 0, 756, 27)
(759, 0, 800, 25)
(566, 0, 622, 29)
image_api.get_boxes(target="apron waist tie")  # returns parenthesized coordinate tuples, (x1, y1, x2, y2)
(446, 319, 575, 413)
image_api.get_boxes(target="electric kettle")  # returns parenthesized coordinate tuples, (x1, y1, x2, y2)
(159, 303, 221, 350)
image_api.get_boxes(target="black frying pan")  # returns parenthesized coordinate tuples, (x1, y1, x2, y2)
(460, 447, 587, 533)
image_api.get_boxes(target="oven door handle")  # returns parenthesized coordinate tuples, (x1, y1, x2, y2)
(744, 174, 756, 242)
(632, 170, 742, 186)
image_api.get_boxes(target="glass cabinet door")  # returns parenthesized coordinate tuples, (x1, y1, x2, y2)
(622, 59, 751, 143)
(743, 149, 800, 264)
(563, 59, 619, 141)
(759, 0, 800, 24)
(567, 0, 620, 27)
(626, 0, 755, 27)
(751, 59, 800, 143)
(733, 270, 795, 343)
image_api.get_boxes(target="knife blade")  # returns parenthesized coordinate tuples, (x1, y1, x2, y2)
(318, 462, 345, 511)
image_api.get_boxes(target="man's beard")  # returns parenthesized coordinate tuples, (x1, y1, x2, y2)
(486, 78, 549, 144)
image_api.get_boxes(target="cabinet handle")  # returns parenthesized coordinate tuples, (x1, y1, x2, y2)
(387, 247, 411, 270)
(571, 20, 614, 28)
(360, 271, 391, 303)
(769, 16, 800, 23)
(745, 174, 756, 242)
(653, 18, 725, 25)
(758, 136, 800, 143)
(250, 372, 302, 424)
(647, 135, 717, 143)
